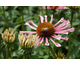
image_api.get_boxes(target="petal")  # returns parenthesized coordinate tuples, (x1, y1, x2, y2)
(50, 15, 55, 24)
(45, 15, 47, 22)
(35, 37, 41, 45)
(39, 37, 44, 45)
(55, 28, 74, 34)
(54, 17, 64, 27)
(50, 37, 61, 47)
(51, 35, 61, 40)
(45, 37, 49, 46)
(39, 15, 44, 23)
(25, 22, 36, 30)
(61, 37, 69, 41)
(42, 6, 46, 9)
(27, 20, 38, 27)
(19, 31, 36, 34)
(55, 20, 69, 30)
(55, 30, 68, 34)
(61, 24, 71, 30)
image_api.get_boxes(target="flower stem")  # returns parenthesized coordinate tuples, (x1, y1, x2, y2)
(27, 6, 30, 16)
(41, 6, 43, 16)
(6, 45, 9, 59)
(10, 47, 12, 59)
(53, 10, 55, 19)
(21, 6, 24, 31)
(46, 6, 48, 15)
(2, 6, 8, 28)
(38, 6, 40, 15)
(76, 12, 80, 39)
(67, 11, 74, 59)
(48, 45, 56, 59)
(23, 51, 26, 59)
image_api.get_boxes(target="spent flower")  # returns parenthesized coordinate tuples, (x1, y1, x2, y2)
(42, 6, 67, 11)
(20, 15, 74, 47)
(18, 33, 39, 49)
(1, 28, 15, 43)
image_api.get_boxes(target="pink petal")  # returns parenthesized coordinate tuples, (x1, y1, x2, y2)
(55, 30, 68, 34)
(61, 37, 69, 41)
(55, 20, 69, 30)
(50, 37, 61, 47)
(27, 20, 38, 27)
(19, 31, 36, 34)
(61, 24, 71, 30)
(25, 22, 36, 30)
(50, 15, 55, 24)
(58, 6, 67, 9)
(42, 6, 46, 9)
(54, 17, 64, 27)
(51, 35, 61, 40)
(39, 37, 44, 45)
(36, 37, 42, 45)
(55, 9, 59, 11)
(45, 37, 49, 46)
(55, 28, 74, 34)
(45, 15, 47, 22)
(39, 15, 44, 23)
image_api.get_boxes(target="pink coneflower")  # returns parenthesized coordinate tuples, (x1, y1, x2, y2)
(42, 6, 67, 11)
(20, 15, 74, 47)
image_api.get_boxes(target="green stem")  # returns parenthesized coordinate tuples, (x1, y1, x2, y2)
(53, 10, 55, 18)
(6, 45, 9, 59)
(23, 51, 26, 59)
(76, 13, 80, 39)
(41, 6, 43, 16)
(2, 6, 8, 28)
(27, 6, 30, 16)
(10, 47, 12, 59)
(70, 11, 74, 26)
(38, 6, 40, 15)
(46, 6, 48, 15)
(67, 11, 74, 59)
(21, 6, 24, 31)
(48, 46, 56, 59)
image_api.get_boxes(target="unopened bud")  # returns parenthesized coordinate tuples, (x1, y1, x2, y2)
(1, 28, 15, 43)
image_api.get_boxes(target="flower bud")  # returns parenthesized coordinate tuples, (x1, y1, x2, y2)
(1, 28, 15, 43)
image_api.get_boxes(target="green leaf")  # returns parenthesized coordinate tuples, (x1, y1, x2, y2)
(69, 44, 80, 59)
(72, 21, 80, 26)
(13, 24, 21, 31)
(0, 27, 3, 33)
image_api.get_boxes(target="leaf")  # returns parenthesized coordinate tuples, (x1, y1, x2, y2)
(13, 24, 21, 31)
(12, 50, 23, 57)
(72, 21, 80, 26)
(69, 44, 80, 59)
(0, 27, 3, 33)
